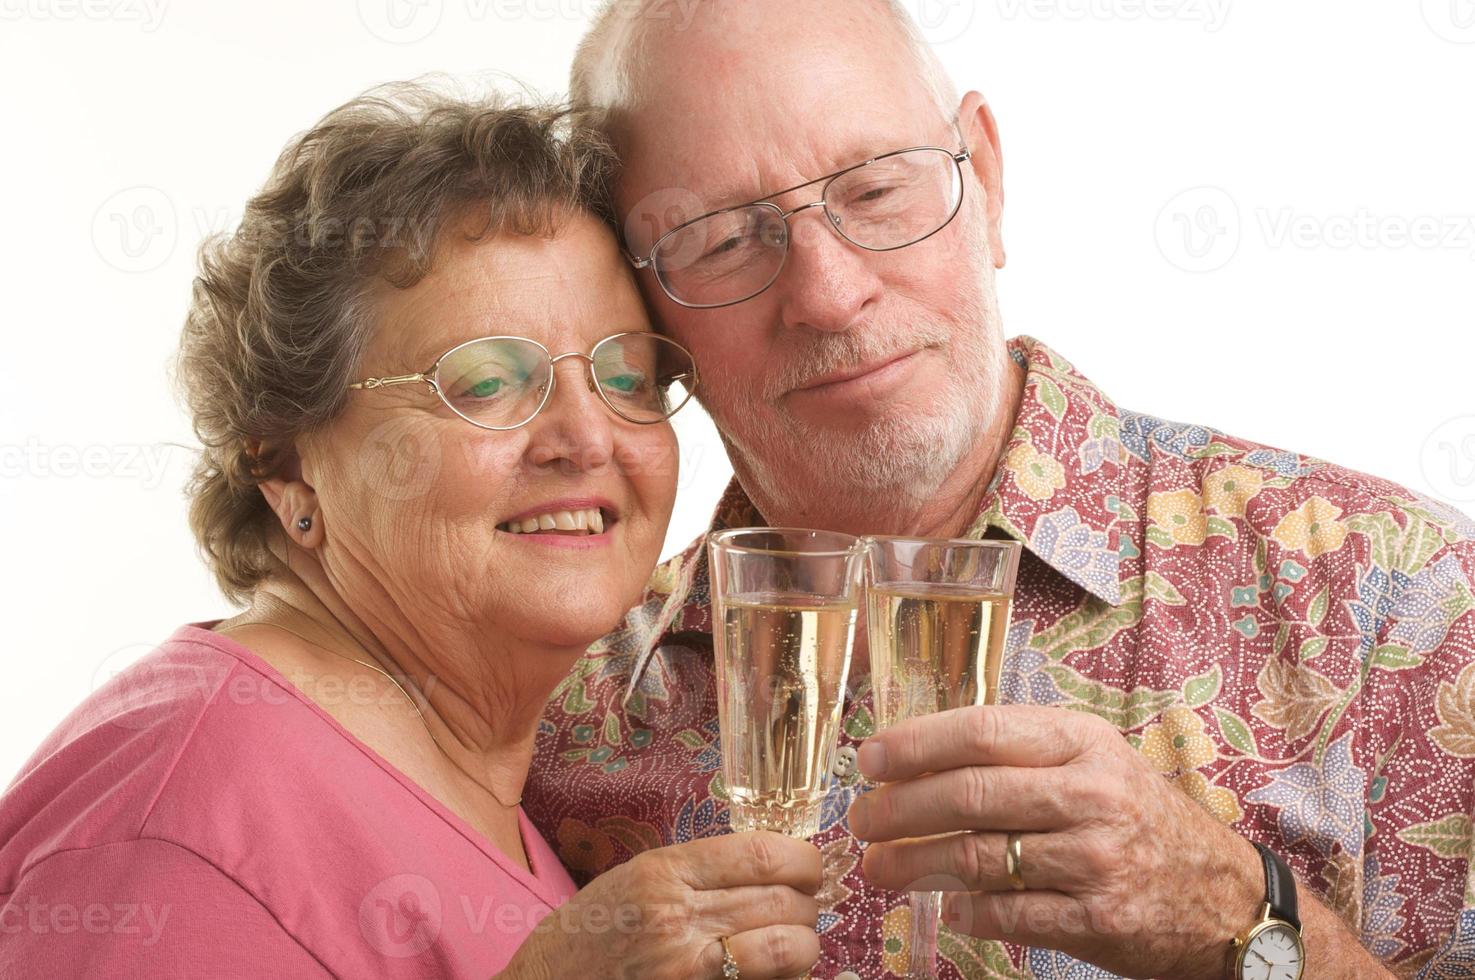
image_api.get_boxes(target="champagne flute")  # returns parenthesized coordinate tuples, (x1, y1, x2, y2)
(864, 535, 1023, 980)
(709, 528, 866, 839)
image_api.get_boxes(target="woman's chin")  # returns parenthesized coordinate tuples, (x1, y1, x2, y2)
(489, 599, 627, 653)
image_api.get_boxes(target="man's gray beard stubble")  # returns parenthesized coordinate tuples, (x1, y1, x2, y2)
(705, 204, 1006, 519)
(709, 309, 1005, 518)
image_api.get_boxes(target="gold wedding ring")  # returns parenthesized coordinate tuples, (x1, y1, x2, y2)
(1005, 832, 1027, 891)
(720, 935, 741, 979)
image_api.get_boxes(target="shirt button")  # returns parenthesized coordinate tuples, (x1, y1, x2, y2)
(835, 972, 862, 980)
(832, 745, 859, 779)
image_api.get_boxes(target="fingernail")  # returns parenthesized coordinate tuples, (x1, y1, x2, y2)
(857, 739, 888, 779)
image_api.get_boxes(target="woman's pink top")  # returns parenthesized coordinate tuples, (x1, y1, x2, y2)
(0, 621, 577, 977)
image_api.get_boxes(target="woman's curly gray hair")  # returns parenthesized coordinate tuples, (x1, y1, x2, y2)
(173, 81, 618, 604)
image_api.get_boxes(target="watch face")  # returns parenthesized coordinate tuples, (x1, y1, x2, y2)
(1240, 922, 1304, 980)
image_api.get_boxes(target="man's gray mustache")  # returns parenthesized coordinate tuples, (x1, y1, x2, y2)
(765, 329, 953, 397)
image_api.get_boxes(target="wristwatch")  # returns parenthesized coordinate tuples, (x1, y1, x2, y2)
(1226, 842, 1305, 980)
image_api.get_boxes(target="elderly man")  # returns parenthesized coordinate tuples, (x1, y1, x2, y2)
(521, 2, 1475, 977)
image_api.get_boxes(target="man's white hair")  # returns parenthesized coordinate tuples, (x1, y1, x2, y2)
(570, 0, 960, 121)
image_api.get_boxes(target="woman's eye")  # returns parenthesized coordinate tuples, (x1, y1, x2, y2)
(604, 374, 641, 393)
(466, 377, 503, 398)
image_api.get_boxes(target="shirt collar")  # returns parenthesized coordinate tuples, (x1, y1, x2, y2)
(625, 335, 1130, 693)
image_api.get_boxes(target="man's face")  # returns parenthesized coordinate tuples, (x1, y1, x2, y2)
(613, 0, 1010, 519)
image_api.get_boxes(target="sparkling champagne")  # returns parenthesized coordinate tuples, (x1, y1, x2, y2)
(866, 582, 1013, 727)
(717, 592, 857, 837)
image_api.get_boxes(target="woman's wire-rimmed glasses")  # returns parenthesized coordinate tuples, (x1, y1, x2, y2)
(347, 331, 698, 431)
(626, 131, 973, 309)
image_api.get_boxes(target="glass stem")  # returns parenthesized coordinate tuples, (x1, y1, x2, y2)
(907, 889, 942, 979)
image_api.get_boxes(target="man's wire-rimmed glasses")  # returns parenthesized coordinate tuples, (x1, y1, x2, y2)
(626, 133, 973, 309)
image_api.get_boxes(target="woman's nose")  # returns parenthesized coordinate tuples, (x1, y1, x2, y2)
(522, 357, 614, 474)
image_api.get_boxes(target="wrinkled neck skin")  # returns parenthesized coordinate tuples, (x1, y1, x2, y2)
(224, 540, 586, 810)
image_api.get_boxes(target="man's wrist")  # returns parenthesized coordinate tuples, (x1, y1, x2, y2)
(1222, 841, 1305, 980)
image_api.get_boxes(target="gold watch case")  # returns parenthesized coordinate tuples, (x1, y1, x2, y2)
(1227, 901, 1305, 980)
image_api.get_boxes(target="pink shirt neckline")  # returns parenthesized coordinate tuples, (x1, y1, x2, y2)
(177, 619, 566, 906)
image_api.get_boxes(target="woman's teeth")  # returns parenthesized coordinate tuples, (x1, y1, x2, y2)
(497, 507, 605, 535)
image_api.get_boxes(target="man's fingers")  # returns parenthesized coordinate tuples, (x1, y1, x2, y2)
(861, 831, 1085, 894)
(858, 704, 1101, 782)
(941, 890, 1087, 948)
(700, 926, 821, 980)
(848, 764, 1078, 842)
(672, 831, 823, 893)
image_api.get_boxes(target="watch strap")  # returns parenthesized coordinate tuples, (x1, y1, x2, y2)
(1253, 841, 1301, 932)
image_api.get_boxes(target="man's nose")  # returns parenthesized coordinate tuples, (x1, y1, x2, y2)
(773, 205, 883, 334)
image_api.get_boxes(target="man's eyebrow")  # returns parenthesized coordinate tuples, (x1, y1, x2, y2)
(699, 133, 956, 213)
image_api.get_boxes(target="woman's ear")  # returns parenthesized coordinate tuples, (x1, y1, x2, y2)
(957, 90, 1006, 269)
(247, 437, 325, 550)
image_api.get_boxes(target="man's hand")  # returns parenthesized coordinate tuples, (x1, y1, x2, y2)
(847, 704, 1265, 979)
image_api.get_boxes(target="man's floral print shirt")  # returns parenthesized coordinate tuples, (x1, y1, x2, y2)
(523, 336, 1475, 979)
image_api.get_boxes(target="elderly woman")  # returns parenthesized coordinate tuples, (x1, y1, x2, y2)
(0, 85, 821, 979)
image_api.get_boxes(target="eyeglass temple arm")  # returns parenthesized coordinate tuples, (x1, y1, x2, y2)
(622, 245, 653, 270)
(953, 118, 973, 162)
(347, 372, 431, 391)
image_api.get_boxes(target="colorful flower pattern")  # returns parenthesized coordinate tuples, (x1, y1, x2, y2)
(523, 336, 1475, 978)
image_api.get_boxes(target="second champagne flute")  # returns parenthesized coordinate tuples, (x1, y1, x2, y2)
(865, 534, 1023, 980)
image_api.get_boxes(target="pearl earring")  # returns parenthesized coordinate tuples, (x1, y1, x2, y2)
(296, 516, 312, 533)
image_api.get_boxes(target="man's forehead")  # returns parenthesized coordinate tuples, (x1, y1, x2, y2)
(613, 1, 944, 183)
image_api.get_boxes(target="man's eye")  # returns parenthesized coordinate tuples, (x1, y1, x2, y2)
(851, 184, 897, 205)
(703, 235, 745, 259)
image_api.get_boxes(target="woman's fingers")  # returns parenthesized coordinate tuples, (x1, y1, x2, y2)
(672, 831, 823, 894)
(695, 883, 821, 936)
(862, 830, 1084, 894)
(698, 925, 821, 980)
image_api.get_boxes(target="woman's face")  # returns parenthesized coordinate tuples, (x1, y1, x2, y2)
(305, 210, 680, 650)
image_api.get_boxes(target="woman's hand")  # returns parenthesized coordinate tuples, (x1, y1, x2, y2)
(497, 831, 823, 980)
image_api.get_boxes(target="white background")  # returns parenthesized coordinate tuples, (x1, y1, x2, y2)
(2, 0, 1472, 785)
